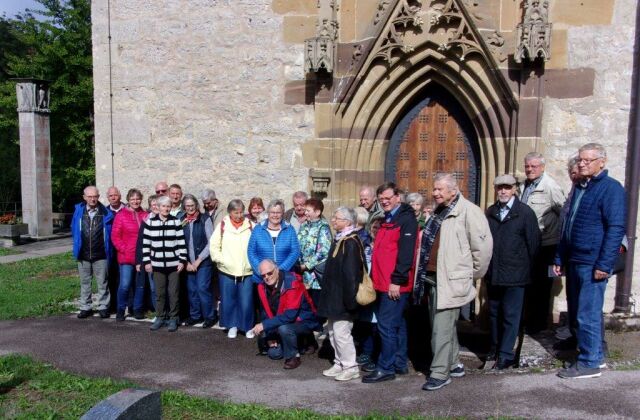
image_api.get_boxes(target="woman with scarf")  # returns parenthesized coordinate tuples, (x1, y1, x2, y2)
(318, 207, 364, 382)
(181, 194, 216, 328)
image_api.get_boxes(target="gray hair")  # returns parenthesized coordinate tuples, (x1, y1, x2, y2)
(201, 189, 217, 201)
(359, 185, 375, 197)
(353, 206, 369, 227)
(578, 143, 607, 159)
(524, 152, 546, 165)
(182, 194, 200, 211)
(227, 199, 245, 213)
(267, 198, 286, 213)
(433, 172, 458, 191)
(156, 195, 171, 207)
(259, 258, 277, 270)
(567, 154, 579, 171)
(292, 191, 309, 201)
(406, 192, 424, 206)
(83, 185, 98, 196)
(335, 206, 356, 226)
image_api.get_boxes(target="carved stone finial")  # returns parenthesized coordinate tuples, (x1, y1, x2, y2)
(15, 79, 51, 113)
(515, 0, 552, 63)
(305, 1, 339, 74)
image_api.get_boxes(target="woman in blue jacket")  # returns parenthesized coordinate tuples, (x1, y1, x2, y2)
(247, 199, 301, 284)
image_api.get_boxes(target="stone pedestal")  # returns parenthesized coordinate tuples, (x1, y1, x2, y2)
(14, 79, 53, 238)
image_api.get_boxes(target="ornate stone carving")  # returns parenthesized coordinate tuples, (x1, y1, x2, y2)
(374, 0, 393, 25)
(15, 80, 50, 113)
(430, 0, 486, 61)
(485, 30, 506, 62)
(305, 2, 339, 74)
(373, 0, 424, 63)
(310, 170, 331, 195)
(515, 0, 552, 63)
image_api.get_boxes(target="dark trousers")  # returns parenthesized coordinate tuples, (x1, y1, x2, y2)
(265, 323, 311, 360)
(524, 245, 556, 333)
(375, 292, 409, 374)
(489, 284, 526, 362)
(108, 254, 120, 313)
(153, 270, 180, 320)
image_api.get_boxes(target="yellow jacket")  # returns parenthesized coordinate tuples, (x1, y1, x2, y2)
(209, 216, 254, 277)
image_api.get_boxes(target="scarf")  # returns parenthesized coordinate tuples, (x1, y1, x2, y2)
(184, 211, 200, 223)
(230, 217, 244, 229)
(413, 193, 460, 304)
(335, 226, 356, 240)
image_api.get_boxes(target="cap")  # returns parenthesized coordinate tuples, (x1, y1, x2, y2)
(493, 174, 517, 186)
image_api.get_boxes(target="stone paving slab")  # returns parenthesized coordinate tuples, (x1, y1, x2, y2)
(0, 237, 72, 264)
(1, 316, 639, 418)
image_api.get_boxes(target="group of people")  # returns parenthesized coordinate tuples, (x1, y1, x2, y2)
(71, 142, 626, 390)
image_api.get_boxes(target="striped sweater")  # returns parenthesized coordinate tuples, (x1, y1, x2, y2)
(142, 214, 187, 269)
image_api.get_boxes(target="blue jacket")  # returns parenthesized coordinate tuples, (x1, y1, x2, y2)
(72, 202, 114, 261)
(554, 170, 626, 273)
(247, 220, 300, 284)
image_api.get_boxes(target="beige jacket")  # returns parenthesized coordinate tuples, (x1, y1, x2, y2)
(434, 195, 493, 310)
(209, 215, 254, 277)
(519, 173, 566, 246)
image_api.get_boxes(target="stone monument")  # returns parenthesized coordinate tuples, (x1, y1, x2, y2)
(14, 78, 53, 238)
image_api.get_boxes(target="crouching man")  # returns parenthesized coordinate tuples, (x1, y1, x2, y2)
(251, 259, 321, 369)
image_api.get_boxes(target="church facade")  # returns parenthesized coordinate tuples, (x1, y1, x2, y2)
(91, 0, 639, 314)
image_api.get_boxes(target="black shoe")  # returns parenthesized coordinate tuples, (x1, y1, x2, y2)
(167, 319, 179, 332)
(362, 370, 396, 383)
(202, 319, 216, 329)
(395, 367, 409, 375)
(183, 317, 202, 326)
(485, 348, 497, 362)
(98, 309, 110, 319)
(116, 311, 126, 322)
(283, 356, 301, 369)
(362, 362, 377, 372)
(493, 358, 517, 370)
(133, 311, 145, 320)
(77, 309, 93, 319)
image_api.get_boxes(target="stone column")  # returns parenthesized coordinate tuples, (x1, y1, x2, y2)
(14, 78, 53, 238)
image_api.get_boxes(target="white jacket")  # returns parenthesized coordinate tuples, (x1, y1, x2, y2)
(209, 216, 254, 277)
(519, 173, 566, 246)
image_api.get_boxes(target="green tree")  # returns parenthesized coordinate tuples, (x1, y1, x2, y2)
(0, 0, 94, 212)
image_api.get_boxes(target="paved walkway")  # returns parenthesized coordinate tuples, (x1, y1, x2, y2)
(0, 237, 72, 264)
(1, 315, 638, 418)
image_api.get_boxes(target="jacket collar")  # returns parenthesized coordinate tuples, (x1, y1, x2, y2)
(489, 197, 521, 221)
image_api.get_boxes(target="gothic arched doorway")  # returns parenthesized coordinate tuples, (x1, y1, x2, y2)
(385, 86, 480, 204)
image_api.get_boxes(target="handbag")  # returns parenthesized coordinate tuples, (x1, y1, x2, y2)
(352, 238, 376, 306)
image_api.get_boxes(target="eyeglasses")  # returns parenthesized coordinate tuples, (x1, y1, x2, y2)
(331, 216, 347, 221)
(268, 211, 283, 215)
(155, 189, 167, 194)
(578, 157, 603, 165)
(261, 270, 275, 278)
(378, 194, 396, 202)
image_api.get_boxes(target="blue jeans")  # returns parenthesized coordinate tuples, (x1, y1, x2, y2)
(219, 272, 254, 332)
(375, 292, 409, 374)
(265, 323, 311, 360)
(136, 271, 156, 311)
(186, 263, 215, 321)
(117, 264, 144, 313)
(566, 263, 607, 369)
(488, 285, 525, 361)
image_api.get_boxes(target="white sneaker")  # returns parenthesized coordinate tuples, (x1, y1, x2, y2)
(322, 364, 343, 377)
(245, 330, 255, 339)
(227, 327, 238, 338)
(335, 369, 360, 381)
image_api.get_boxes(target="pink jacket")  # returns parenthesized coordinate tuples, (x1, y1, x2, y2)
(111, 207, 149, 265)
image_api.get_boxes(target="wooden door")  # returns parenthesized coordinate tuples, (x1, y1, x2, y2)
(386, 95, 479, 204)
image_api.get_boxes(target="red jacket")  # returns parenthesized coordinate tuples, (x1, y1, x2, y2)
(371, 203, 418, 293)
(111, 207, 149, 265)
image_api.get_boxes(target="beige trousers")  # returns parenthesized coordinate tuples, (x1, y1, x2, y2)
(327, 318, 358, 371)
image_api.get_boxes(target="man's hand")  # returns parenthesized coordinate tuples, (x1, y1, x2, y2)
(388, 284, 401, 300)
(186, 263, 195, 272)
(177, 263, 184, 273)
(594, 269, 609, 280)
(144, 264, 152, 273)
(253, 323, 264, 335)
(552, 265, 563, 277)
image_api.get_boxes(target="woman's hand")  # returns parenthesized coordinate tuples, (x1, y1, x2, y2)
(177, 263, 185, 273)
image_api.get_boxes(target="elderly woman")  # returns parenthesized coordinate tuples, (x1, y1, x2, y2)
(297, 198, 332, 303)
(181, 194, 216, 328)
(247, 199, 300, 285)
(318, 207, 364, 382)
(135, 194, 159, 312)
(406, 192, 427, 228)
(247, 197, 266, 224)
(111, 188, 149, 321)
(142, 195, 187, 332)
(210, 199, 255, 338)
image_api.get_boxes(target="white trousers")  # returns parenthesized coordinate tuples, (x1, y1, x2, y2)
(327, 318, 357, 371)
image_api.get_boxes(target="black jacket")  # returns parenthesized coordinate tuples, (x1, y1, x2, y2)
(317, 232, 364, 319)
(486, 197, 541, 287)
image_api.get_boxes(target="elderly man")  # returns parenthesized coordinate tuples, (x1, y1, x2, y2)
(414, 173, 492, 391)
(553, 143, 626, 379)
(363, 182, 418, 384)
(252, 259, 320, 370)
(359, 185, 383, 219)
(154, 181, 169, 196)
(283, 191, 308, 232)
(519, 152, 566, 334)
(71, 186, 114, 319)
(106, 187, 124, 213)
(106, 186, 124, 313)
(168, 184, 184, 218)
(201, 189, 224, 228)
(485, 175, 540, 369)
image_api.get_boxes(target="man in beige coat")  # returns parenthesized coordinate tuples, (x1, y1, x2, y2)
(414, 173, 492, 391)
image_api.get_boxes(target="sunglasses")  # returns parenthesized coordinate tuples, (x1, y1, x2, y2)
(156, 189, 167, 194)
(261, 270, 275, 278)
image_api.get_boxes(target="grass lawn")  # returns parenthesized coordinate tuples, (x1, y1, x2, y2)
(0, 355, 363, 419)
(0, 253, 77, 320)
(0, 248, 23, 257)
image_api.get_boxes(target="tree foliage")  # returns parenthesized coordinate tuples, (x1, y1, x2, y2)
(0, 0, 94, 212)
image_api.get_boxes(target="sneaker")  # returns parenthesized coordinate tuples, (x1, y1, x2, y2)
(183, 317, 202, 326)
(77, 309, 93, 319)
(335, 369, 360, 381)
(422, 377, 452, 391)
(116, 311, 126, 322)
(150, 318, 165, 331)
(450, 364, 466, 378)
(227, 327, 238, 338)
(557, 365, 601, 379)
(323, 364, 343, 377)
(599, 362, 607, 369)
(245, 330, 255, 339)
(167, 319, 178, 332)
(357, 354, 372, 365)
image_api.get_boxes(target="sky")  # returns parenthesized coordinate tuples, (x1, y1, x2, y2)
(0, 0, 42, 18)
